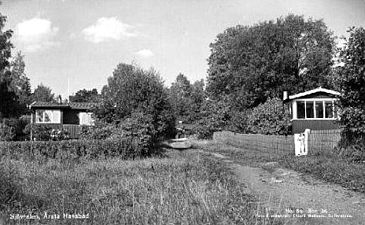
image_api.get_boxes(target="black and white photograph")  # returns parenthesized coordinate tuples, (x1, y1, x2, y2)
(0, 0, 364, 224)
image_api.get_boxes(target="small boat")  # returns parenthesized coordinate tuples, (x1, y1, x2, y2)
(163, 138, 192, 149)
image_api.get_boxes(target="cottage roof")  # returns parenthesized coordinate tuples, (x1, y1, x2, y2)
(288, 87, 341, 101)
(29, 101, 97, 110)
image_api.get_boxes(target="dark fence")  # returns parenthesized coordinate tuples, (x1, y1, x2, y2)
(213, 131, 294, 155)
(308, 129, 341, 154)
(30, 124, 81, 139)
(213, 130, 342, 155)
(63, 124, 81, 139)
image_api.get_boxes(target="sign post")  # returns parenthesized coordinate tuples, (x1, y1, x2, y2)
(294, 129, 310, 156)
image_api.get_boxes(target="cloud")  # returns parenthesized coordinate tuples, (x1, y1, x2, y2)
(82, 17, 136, 43)
(16, 17, 59, 52)
(135, 49, 154, 58)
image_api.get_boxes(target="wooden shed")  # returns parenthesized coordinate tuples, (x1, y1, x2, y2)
(29, 102, 96, 138)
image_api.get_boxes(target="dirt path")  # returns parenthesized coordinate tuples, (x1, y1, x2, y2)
(208, 151, 365, 225)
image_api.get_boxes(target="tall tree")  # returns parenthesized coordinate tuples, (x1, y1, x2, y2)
(338, 27, 365, 137)
(32, 84, 55, 102)
(169, 73, 193, 121)
(207, 14, 336, 110)
(10, 52, 32, 111)
(95, 63, 175, 137)
(0, 10, 19, 118)
(69, 88, 100, 102)
(168, 74, 206, 123)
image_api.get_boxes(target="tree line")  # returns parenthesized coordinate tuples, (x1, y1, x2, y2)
(1, 11, 364, 147)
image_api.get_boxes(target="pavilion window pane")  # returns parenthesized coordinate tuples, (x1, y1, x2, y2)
(315, 101, 324, 118)
(325, 101, 333, 118)
(36, 110, 44, 122)
(297, 101, 305, 119)
(306, 101, 314, 118)
(44, 111, 52, 123)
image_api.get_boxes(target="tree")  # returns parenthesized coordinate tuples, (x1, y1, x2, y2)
(10, 52, 32, 111)
(0, 10, 19, 119)
(338, 27, 365, 141)
(168, 73, 193, 121)
(207, 14, 336, 110)
(95, 63, 175, 138)
(32, 84, 55, 102)
(69, 88, 100, 102)
(168, 75, 207, 123)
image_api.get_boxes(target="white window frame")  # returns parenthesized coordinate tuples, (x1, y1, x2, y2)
(35, 110, 61, 124)
(292, 98, 338, 120)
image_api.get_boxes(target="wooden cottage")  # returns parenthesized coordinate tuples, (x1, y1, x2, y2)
(284, 87, 341, 134)
(29, 102, 96, 138)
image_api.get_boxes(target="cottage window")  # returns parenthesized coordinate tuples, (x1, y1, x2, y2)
(35, 110, 61, 123)
(79, 112, 94, 126)
(295, 100, 337, 119)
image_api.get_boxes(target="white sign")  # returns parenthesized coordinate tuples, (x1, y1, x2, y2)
(294, 129, 310, 156)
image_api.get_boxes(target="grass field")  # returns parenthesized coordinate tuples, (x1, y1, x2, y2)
(0, 149, 282, 225)
(195, 140, 365, 194)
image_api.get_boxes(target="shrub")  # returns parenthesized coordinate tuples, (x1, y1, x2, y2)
(0, 122, 15, 141)
(23, 124, 53, 141)
(0, 116, 31, 141)
(79, 123, 116, 140)
(230, 98, 292, 135)
(0, 138, 146, 163)
(192, 99, 232, 139)
(23, 124, 70, 141)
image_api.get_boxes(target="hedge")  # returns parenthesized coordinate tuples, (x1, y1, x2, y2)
(0, 137, 147, 163)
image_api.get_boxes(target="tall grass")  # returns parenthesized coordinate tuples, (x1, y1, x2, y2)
(0, 150, 281, 225)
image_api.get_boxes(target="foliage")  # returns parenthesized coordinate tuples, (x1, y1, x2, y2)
(168, 74, 206, 123)
(69, 88, 100, 102)
(192, 98, 232, 139)
(0, 116, 30, 141)
(23, 124, 52, 141)
(95, 63, 175, 140)
(22, 124, 69, 141)
(0, 138, 148, 163)
(231, 98, 292, 135)
(207, 14, 336, 110)
(338, 27, 365, 147)
(32, 83, 55, 102)
(9, 52, 32, 113)
(0, 12, 20, 119)
(0, 122, 15, 141)
(79, 123, 116, 140)
(50, 128, 70, 141)
(81, 113, 166, 155)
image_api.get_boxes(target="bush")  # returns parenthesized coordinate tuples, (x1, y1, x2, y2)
(23, 124, 53, 141)
(79, 123, 117, 140)
(0, 122, 15, 141)
(0, 116, 31, 141)
(23, 124, 70, 141)
(231, 98, 292, 135)
(0, 138, 146, 163)
(192, 99, 232, 139)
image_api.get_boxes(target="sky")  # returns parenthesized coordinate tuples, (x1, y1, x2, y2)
(1, 0, 365, 98)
